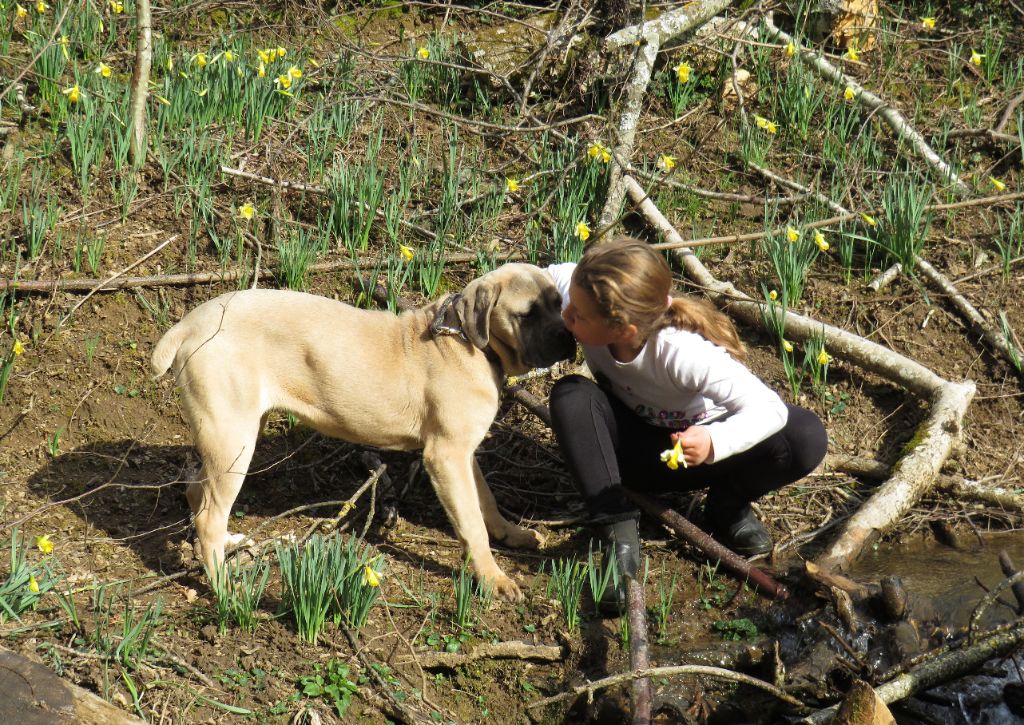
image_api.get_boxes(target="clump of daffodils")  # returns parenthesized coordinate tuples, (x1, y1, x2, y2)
(587, 142, 611, 164)
(753, 115, 778, 134)
(660, 439, 687, 470)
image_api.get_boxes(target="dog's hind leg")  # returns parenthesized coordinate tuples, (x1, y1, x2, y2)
(423, 441, 522, 602)
(187, 418, 260, 577)
(471, 458, 545, 550)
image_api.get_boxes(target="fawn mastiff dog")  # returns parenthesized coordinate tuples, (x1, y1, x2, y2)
(152, 263, 575, 600)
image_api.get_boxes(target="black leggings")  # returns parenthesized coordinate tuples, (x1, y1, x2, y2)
(549, 375, 828, 520)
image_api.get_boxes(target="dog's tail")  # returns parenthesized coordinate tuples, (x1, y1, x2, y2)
(151, 320, 188, 380)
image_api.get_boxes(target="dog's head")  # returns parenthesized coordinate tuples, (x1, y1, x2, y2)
(455, 263, 576, 376)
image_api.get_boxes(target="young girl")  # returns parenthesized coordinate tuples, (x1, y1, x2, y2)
(547, 238, 827, 606)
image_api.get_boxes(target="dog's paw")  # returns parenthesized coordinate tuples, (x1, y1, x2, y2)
(225, 532, 255, 550)
(488, 573, 523, 602)
(503, 525, 545, 550)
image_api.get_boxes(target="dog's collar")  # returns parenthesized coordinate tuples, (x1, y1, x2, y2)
(430, 293, 468, 341)
(429, 292, 502, 369)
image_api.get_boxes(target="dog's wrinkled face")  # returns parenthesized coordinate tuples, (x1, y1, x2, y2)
(456, 263, 576, 375)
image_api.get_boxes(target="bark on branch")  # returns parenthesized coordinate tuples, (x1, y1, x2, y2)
(128, 0, 152, 168)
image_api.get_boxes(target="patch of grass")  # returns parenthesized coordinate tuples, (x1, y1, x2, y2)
(206, 553, 271, 634)
(545, 558, 587, 632)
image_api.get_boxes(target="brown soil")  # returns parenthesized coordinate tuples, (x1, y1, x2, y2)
(1, 3, 1023, 724)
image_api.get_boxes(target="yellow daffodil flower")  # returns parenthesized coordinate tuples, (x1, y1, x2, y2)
(276, 73, 292, 89)
(971, 49, 984, 66)
(656, 154, 676, 172)
(35, 0, 46, 12)
(817, 349, 831, 366)
(109, 0, 123, 12)
(844, 86, 856, 101)
(28, 576, 39, 593)
(785, 41, 795, 57)
(257, 48, 271, 64)
(362, 565, 380, 588)
(16, 4, 27, 18)
(35, 534, 53, 554)
(60, 35, 70, 60)
(575, 221, 591, 241)
(990, 177, 1006, 191)
(921, 17, 936, 29)
(195, 52, 207, 68)
(675, 61, 691, 83)
(287, 65, 302, 80)
(786, 226, 800, 243)
(399, 244, 414, 262)
(13, 340, 25, 355)
(238, 202, 255, 220)
(783, 339, 794, 353)
(62, 84, 81, 103)
(814, 229, 829, 251)
(659, 439, 687, 470)
(223, 50, 234, 63)
(417, 46, 430, 59)
(587, 142, 611, 164)
(846, 45, 859, 62)
(276, 46, 287, 59)
(257, 60, 266, 78)
(506, 177, 520, 193)
(769, 289, 778, 301)
(754, 115, 777, 134)
(96, 62, 112, 78)
(861, 212, 877, 227)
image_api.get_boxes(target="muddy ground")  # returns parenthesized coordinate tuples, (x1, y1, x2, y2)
(2, 2, 1024, 724)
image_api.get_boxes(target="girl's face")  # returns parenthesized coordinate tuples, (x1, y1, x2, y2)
(563, 282, 627, 347)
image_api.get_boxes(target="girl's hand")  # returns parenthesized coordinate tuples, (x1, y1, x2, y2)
(670, 427, 714, 466)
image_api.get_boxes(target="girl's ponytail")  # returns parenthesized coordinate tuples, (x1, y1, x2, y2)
(663, 297, 746, 361)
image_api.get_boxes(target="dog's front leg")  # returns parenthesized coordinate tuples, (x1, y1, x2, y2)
(423, 441, 522, 602)
(472, 458, 545, 550)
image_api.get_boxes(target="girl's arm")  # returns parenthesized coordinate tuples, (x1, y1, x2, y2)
(665, 335, 788, 463)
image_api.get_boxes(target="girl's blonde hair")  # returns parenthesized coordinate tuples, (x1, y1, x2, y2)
(573, 237, 746, 360)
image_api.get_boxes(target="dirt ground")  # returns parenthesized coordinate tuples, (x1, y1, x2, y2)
(2, 2, 1024, 724)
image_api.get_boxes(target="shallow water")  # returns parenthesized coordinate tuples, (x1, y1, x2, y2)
(849, 530, 1024, 630)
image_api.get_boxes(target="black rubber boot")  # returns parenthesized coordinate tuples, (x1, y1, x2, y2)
(592, 516, 641, 616)
(707, 504, 772, 557)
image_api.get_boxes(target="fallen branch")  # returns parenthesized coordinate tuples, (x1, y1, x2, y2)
(623, 174, 976, 573)
(916, 256, 1024, 376)
(400, 640, 563, 669)
(800, 619, 1024, 723)
(998, 552, 1024, 614)
(626, 489, 788, 600)
(759, 17, 971, 195)
(626, 577, 653, 723)
(599, 0, 736, 230)
(128, 0, 152, 167)
(527, 663, 806, 711)
(825, 454, 1024, 512)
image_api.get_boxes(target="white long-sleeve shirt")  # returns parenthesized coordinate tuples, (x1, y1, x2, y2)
(548, 263, 788, 462)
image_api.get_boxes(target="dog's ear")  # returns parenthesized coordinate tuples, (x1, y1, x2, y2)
(455, 280, 496, 350)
